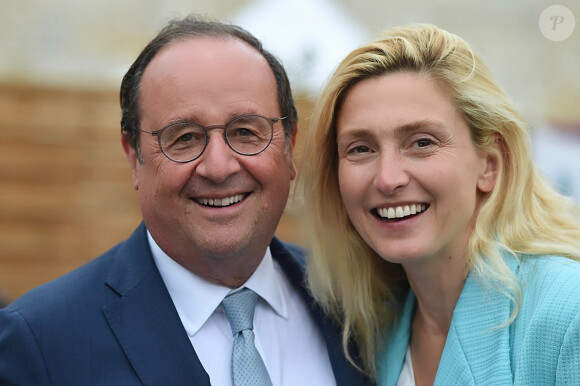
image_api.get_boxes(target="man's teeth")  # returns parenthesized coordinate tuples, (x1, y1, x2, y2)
(377, 204, 427, 219)
(198, 194, 244, 207)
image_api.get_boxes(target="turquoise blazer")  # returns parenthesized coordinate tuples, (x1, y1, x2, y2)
(378, 254, 580, 385)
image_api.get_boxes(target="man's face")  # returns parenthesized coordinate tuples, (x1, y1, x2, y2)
(123, 37, 296, 284)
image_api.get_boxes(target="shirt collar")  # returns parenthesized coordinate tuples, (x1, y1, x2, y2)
(147, 231, 288, 337)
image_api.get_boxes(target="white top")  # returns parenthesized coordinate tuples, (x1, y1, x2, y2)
(148, 232, 336, 386)
(397, 345, 415, 386)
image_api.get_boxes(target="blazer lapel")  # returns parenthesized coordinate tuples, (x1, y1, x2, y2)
(436, 269, 515, 385)
(377, 292, 415, 386)
(103, 224, 210, 386)
(378, 265, 517, 386)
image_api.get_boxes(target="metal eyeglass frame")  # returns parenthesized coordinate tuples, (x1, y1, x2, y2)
(137, 114, 287, 163)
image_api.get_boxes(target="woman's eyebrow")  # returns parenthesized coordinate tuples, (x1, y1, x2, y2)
(393, 119, 445, 136)
(337, 127, 372, 140)
(338, 119, 445, 139)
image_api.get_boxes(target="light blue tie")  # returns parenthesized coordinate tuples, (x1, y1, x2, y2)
(222, 288, 273, 386)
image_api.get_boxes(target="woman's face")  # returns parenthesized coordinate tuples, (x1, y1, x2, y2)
(336, 72, 497, 268)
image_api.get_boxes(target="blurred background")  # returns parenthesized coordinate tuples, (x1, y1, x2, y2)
(1, 0, 579, 303)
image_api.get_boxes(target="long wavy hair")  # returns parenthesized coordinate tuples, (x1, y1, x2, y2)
(295, 23, 580, 378)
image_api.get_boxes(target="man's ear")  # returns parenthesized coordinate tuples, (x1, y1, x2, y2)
(477, 134, 503, 193)
(288, 123, 298, 180)
(121, 133, 139, 190)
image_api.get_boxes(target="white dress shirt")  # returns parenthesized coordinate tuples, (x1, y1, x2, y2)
(148, 232, 336, 386)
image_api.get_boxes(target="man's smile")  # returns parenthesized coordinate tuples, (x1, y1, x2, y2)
(194, 193, 249, 207)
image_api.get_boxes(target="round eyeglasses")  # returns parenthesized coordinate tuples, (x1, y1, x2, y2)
(137, 114, 286, 163)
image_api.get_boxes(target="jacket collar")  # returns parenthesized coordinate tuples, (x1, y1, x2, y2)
(378, 257, 520, 385)
(435, 266, 515, 385)
(103, 224, 369, 386)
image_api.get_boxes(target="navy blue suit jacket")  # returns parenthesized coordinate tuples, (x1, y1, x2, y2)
(0, 223, 368, 385)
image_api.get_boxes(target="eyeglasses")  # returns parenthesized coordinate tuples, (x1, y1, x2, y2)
(138, 114, 286, 163)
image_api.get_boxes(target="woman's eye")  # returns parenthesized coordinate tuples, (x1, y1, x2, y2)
(349, 145, 370, 154)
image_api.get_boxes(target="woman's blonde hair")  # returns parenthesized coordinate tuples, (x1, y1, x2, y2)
(295, 23, 580, 378)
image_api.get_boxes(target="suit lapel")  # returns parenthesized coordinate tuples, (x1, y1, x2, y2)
(103, 224, 210, 386)
(270, 237, 370, 385)
(101, 230, 368, 385)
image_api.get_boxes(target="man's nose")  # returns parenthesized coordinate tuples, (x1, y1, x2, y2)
(195, 131, 241, 183)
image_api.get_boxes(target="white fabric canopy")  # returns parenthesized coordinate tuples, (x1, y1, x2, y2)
(233, 0, 370, 95)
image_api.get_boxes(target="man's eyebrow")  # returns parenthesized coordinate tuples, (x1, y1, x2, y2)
(224, 109, 262, 121)
(166, 117, 193, 125)
(165, 110, 262, 126)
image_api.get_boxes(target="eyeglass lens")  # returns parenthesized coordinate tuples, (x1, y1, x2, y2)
(159, 115, 273, 162)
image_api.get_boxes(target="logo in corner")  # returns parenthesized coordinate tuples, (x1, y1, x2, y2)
(539, 5, 576, 41)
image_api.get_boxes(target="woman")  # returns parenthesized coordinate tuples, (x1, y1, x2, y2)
(296, 24, 580, 385)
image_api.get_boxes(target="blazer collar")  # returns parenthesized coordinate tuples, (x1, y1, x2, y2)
(378, 257, 520, 385)
(103, 225, 369, 386)
(377, 290, 415, 385)
(436, 259, 520, 385)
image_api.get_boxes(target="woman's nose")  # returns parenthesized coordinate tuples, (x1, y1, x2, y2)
(373, 152, 410, 194)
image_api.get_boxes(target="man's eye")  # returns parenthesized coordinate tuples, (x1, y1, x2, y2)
(415, 138, 432, 148)
(233, 128, 258, 137)
(178, 133, 194, 142)
(162, 126, 204, 149)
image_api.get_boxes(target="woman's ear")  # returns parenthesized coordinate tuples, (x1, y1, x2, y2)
(477, 134, 503, 193)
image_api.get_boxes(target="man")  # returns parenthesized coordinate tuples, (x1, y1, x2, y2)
(0, 16, 368, 385)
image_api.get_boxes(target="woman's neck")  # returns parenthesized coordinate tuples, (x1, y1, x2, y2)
(403, 253, 469, 385)
(404, 252, 468, 330)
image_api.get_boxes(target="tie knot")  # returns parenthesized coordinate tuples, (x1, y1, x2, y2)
(222, 288, 259, 335)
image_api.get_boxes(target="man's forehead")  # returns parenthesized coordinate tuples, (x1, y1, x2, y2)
(138, 35, 280, 127)
(139, 36, 276, 103)
(147, 36, 266, 73)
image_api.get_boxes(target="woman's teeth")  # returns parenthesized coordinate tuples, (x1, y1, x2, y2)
(377, 203, 427, 219)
